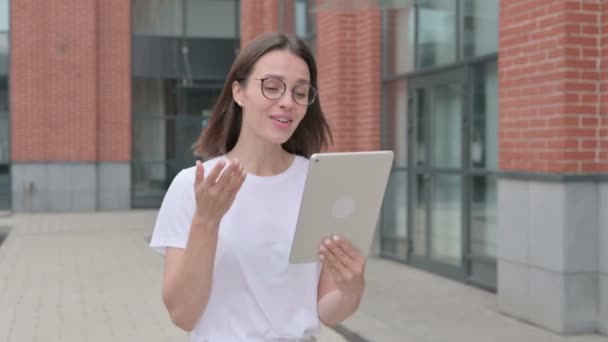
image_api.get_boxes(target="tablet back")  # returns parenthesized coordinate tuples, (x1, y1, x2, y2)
(289, 151, 394, 264)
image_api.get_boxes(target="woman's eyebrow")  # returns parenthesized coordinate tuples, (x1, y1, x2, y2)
(261, 73, 310, 84)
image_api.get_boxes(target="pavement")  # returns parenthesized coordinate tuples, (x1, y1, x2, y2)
(0, 210, 606, 342)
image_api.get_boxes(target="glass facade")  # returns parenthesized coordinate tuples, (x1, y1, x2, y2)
(131, 0, 239, 207)
(0, 0, 9, 210)
(381, 0, 498, 290)
(279, 0, 316, 52)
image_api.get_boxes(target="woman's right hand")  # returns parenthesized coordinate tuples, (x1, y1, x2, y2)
(193, 159, 247, 226)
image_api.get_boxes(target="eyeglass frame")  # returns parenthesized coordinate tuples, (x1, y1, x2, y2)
(239, 77, 319, 106)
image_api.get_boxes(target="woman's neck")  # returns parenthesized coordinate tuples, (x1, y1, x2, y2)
(226, 134, 294, 177)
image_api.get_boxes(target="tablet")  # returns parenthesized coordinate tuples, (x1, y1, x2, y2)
(289, 150, 394, 264)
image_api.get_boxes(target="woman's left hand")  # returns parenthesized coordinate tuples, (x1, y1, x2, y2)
(319, 235, 365, 299)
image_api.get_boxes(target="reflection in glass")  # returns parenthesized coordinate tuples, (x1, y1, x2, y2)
(176, 86, 221, 116)
(385, 80, 408, 166)
(471, 176, 497, 258)
(133, 119, 170, 162)
(132, 162, 176, 207)
(417, 0, 457, 69)
(133, 79, 176, 116)
(0, 0, 7, 32)
(0, 164, 9, 209)
(431, 175, 462, 266)
(471, 61, 498, 169)
(132, 0, 182, 36)
(0, 77, 7, 113)
(381, 170, 408, 259)
(0, 34, 7, 75)
(413, 173, 426, 256)
(293, 0, 316, 53)
(415, 89, 426, 166)
(385, 5, 415, 75)
(461, 0, 498, 58)
(382, 170, 408, 238)
(0, 118, 7, 162)
(432, 83, 461, 168)
(186, 0, 237, 38)
(294, 0, 308, 37)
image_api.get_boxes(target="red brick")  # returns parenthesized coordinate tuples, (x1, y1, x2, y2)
(10, 0, 131, 162)
(97, 0, 131, 161)
(499, 0, 605, 173)
(240, 0, 280, 47)
(12, 0, 98, 161)
(316, 5, 381, 152)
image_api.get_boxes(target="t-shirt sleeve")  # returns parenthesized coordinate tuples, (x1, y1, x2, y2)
(149, 168, 195, 255)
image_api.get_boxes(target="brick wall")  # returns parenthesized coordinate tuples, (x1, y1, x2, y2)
(240, 0, 280, 47)
(499, 0, 606, 173)
(97, 0, 131, 161)
(316, 4, 381, 152)
(11, 0, 97, 161)
(601, 1, 608, 168)
(11, 0, 131, 162)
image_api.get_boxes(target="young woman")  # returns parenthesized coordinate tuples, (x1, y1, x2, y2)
(150, 32, 366, 342)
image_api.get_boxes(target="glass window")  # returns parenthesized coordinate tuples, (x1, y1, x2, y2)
(431, 174, 462, 265)
(384, 5, 415, 75)
(0, 33, 7, 75)
(381, 169, 408, 241)
(186, 0, 237, 38)
(0, 164, 9, 209)
(461, 0, 498, 58)
(0, 118, 8, 162)
(175, 86, 220, 116)
(132, 79, 178, 116)
(133, 118, 172, 161)
(184, 37, 239, 79)
(294, 0, 308, 37)
(132, 161, 174, 207)
(471, 61, 498, 170)
(0, 77, 7, 114)
(132, 0, 183, 36)
(471, 175, 497, 258)
(417, 0, 457, 69)
(289, 0, 316, 52)
(414, 89, 426, 166)
(0, 0, 8, 32)
(413, 173, 427, 256)
(385, 80, 408, 167)
(431, 83, 461, 168)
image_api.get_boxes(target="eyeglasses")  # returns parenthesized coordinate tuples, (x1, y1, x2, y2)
(251, 77, 318, 106)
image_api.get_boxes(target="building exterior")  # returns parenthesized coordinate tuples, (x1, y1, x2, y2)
(1, 0, 607, 337)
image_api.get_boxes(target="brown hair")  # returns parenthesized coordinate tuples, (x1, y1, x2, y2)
(192, 32, 332, 158)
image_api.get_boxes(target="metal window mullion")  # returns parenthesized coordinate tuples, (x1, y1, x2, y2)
(424, 87, 432, 260)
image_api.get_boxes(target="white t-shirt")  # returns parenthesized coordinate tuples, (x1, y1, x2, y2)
(150, 155, 321, 342)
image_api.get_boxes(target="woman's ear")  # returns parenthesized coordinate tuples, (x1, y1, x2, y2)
(232, 80, 243, 107)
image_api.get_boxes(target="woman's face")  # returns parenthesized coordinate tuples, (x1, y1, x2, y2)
(233, 49, 312, 146)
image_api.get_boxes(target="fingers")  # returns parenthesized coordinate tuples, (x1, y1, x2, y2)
(195, 160, 204, 186)
(323, 237, 359, 270)
(197, 159, 246, 199)
(319, 239, 353, 280)
(226, 166, 247, 194)
(334, 236, 366, 267)
(321, 257, 344, 283)
(202, 159, 226, 188)
(221, 163, 247, 201)
(319, 236, 365, 279)
(212, 160, 240, 194)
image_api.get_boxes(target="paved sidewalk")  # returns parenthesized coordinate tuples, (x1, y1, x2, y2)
(341, 260, 608, 342)
(0, 211, 344, 342)
(0, 211, 606, 342)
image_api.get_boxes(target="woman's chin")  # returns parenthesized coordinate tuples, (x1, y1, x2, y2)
(263, 131, 295, 146)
